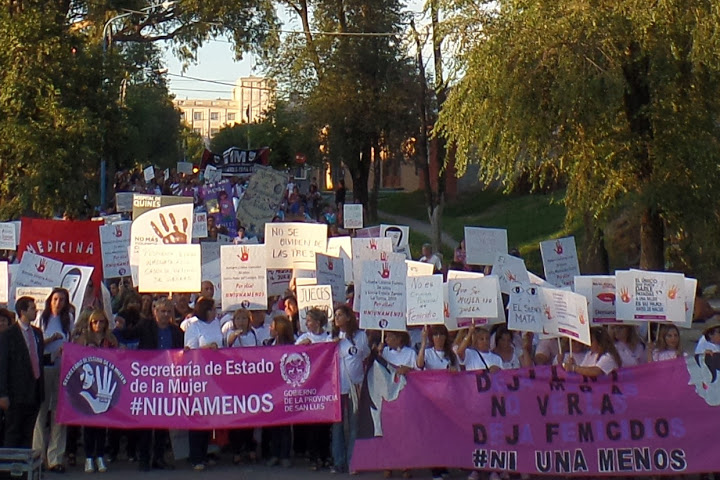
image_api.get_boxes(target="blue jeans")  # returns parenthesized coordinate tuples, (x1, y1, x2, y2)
(332, 394, 357, 471)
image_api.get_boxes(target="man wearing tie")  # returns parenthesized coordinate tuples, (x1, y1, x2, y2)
(0, 296, 45, 448)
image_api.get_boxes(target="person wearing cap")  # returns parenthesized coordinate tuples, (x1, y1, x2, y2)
(695, 316, 720, 355)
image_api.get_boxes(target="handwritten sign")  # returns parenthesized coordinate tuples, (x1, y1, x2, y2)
(264, 222, 327, 270)
(406, 274, 444, 326)
(351, 237, 393, 288)
(0, 223, 16, 250)
(138, 244, 201, 293)
(115, 193, 134, 213)
(204, 164, 222, 183)
(143, 165, 155, 183)
(0, 262, 8, 303)
(492, 252, 530, 294)
(615, 270, 685, 322)
(343, 204, 364, 229)
(99, 222, 131, 279)
(267, 269, 293, 297)
(406, 260, 434, 277)
(464, 226, 508, 266)
(316, 253, 346, 304)
(177, 161, 193, 174)
(236, 166, 288, 235)
(326, 236, 353, 284)
(574, 275, 617, 324)
(447, 276, 500, 320)
(355, 226, 381, 238)
(220, 245, 267, 311)
(539, 287, 590, 346)
(359, 260, 407, 331)
(192, 213, 208, 239)
(297, 285, 334, 332)
(507, 282, 545, 333)
(540, 236, 580, 287)
(16, 287, 53, 314)
(446, 270, 505, 327)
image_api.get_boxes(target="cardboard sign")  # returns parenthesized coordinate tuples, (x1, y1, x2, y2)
(14, 252, 63, 289)
(316, 253, 346, 304)
(446, 270, 504, 327)
(143, 166, 155, 183)
(192, 213, 208, 239)
(220, 245, 267, 311)
(297, 285, 334, 332)
(326, 236, 353, 284)
(355, 226, 381, 238)
(574, 275, 617, 324)
(201, 179, 237, 237)
(353, 249, 405, 312)
(540, 236, 581, 288)
(464, 226, 508, 265)
(680, 278, 697, 329)
(539, 287, 590, 346)
(446, 276, 500, 320)
(236, 166, 288, 236)
(615, 270, 685, 322)
(138, 244, 201, 293)
(15, 286, 54, 314)
(267, 269, 292, 297)
(0, 261, 8, 303)
(99, 222, 131, 279)
(406, 274, 444, 326)
(177, 161, 193, 175)
(351, 237, 393, 289)
(492, 252, 530, 294)
(264, 222, 327, 270)
(406, 260, 434, 277)
(381, 224, 411, 259)
(115, 192, 134, 213)
(0, 223, 16, 250)
(359, 260, 408, 331)
(204, 164, 222, 183)
(507, 282, 545, 333)
(60, 264, 94, 311)
(343, 204, 364, 229)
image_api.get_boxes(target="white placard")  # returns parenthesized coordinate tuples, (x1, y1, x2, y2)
(615, 270, 685, 322)
(15, 287, 54, 314)
(220, 245, 267, 310)
(101, 214, 123, 225)
(201, 258, 222, 304)
(446, 270, 504, 327)
(539, 287, 590, 346)
(177, 161, 193, 175)
(138, 244, 201, 293)
(216, 233, 233, 244)
(144, 165, 155, 183)
(353, 249, 405, 312)
(343, 204, 364, 229)
(164, 168, 170, 181)
(359, 260, 408, 331)
(326, 237, 353, 284)
(100, 282, 114, 328)
(316, 253, 346, 304)
(381, 224, 410, 251)
(447, 276, 500, 320)
(0, 223, 16, 250)
(14, 253, 63, 289)
(406, 274, 444, 326)
(574, 275, 617, 324)
(192, 213, 208, 239)
(406, 260, 434, 277)
(507, 282, 545, 333)
(60, 264, 94, 311)
(204, 164, 222, 183)
(267, 269, 293, 296)
(464, 226, 508, 265)
(297, 285, 334, 332)
(351, 237, 393, 289)
(264, 222, 327, 269)
(679, 278, 697, 329)
(0, 261, 8, 303)
(115, 192, 134, 213)
(492, 252, 530, 295)
(99, 222, 131, 279)
(10, 221, 21, 246)
(540, 237, 581, 288)
(442, 283, 459, 331)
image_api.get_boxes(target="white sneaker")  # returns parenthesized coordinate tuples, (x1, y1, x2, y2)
(96, 458, 107, 473)
(85, 458, 95, 473)
(467, 471, 480, 480)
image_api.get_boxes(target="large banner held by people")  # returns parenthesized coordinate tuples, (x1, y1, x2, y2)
(352, 356, 720, 476)
(57, 342, 341, 430)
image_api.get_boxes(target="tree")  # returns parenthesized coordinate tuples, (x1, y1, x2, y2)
(437, 0, 720, 271)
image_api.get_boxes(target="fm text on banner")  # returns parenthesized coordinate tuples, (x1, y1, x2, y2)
(57, 342, 341, 430)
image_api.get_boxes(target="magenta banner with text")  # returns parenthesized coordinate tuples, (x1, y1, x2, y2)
(352, 355, 720, 476)
(57, 342, 340, 429)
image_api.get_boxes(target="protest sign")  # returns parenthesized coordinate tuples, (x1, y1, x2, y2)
(297, 285, 334, 332)
(316, 253, 346, 304)
(447, 276, 500, 320)
(60, 265, 94, 312)
(615, 270, 685, 322)
(143, 166, 155, 183)
(192, 213, 208, 239)
(100, 214, 123, 225)
(446, 270, 505, 327)
(176, 161, 193, 174)
(200, 242, 222, 303)
(540, 287, 590, 345)
(343, 204, 364, 229)
(351, 237, 393, 288)
(99, 222, 131, 279)
(218, 147, 270, 175)
(57, 342, 341, 429)
(353, 249, 405, 312)
(464, 226, 508, 265)
(115, 192, 134, 213)
(442, 284, 458, 331)
(132, 194, 194, 219)
(352, 358, 720, 476)
(264, 222, 327, 270)
(217, 233, 233, 244)
(355, 226, 381, 238)
(507, 282, 545, 333)
(406, 275, 444, 326)
(359, 260, 408, 331)
(16, 287, 54, 314)
(680, 278, 697, 329)
(10, 221, 20, 246)
(540, 236, 580, 287)
(0, 261, 7, 303)
(13, 253, 63, 295)
(492, 252, 530, 294)
(236, 166, 288, 236)
(574, 275, 617, 324)
(381, 224, 410, 253)
(267, 269, 293, 297)
(326, 237, 353, 284)
(138, 244, 201, 294)
(0, 223, 16, 250)
(405, 260, 434, 277)
(201, 180, 237, 236)
(204, 164, 222, 183)
(220, 245, 267, 311)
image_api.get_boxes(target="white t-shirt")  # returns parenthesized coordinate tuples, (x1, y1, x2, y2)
(615, 341, 646, 367)
(338, 330, 370, 394)
(295, 331, 332, 345)
(383, 346, 418, 369)
(652, 349, 684, 362)
(419, 254, 442, 272)
(223, 324, 259, 347)
(580, 352, 618, 375)
(462, 349, 503, 371)
(253, 324, 272, 346)
(494, 347, 521, 370)
(180, 315, 198, 332)
(35, 315, 71, 357)
(534, 338, 559, 364)
(695, 336, 720, 354)
(555, 351, 588, 366)
(184, 318, 223, 349)
(422, 347, 455, 370)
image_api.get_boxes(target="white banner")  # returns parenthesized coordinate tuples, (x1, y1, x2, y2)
(267, 269, 292, 297)
(99, 222, 131, 279)
(220, 245, 267, 311)
(615, 270, 685, 323)
(326, 237, 353, 284)
(192, 213, 208, 239)
(359, 260, 407, 331)
(539, 287, 590, 346)
(297, 285, 334, 332)
(316, 253, 346, 304)
(406, 260, 434, 277)
(264, 222, 327, 270)
(343, 204, 364, 229)
(464, 226, 508, 265)
(492, 252, 529, 295)
(143, 166, 155, 183)
(0, 261, 8, 303)
(138, 244, 201, 293)
(574, 275, 617, 324)
(540, 237, 581, 288)
(406, 275, 444, 326)
(447, 276, 500, 320)
(0, 223, 16, 250)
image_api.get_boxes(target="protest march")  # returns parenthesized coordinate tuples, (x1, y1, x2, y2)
(0, 164, 719, 479)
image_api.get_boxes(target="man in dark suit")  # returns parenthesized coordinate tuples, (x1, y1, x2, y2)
(0, 297, 45, 448)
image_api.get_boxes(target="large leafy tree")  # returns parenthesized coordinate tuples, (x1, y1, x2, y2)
(437, 0, 720, 271)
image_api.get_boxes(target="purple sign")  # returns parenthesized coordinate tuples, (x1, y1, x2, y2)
(57, 342, 340, 429)
(201, 180, 237, 237)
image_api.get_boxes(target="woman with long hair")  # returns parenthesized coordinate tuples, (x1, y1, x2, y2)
(564, 327, 622, 377)
(648, 324, 685, 362)
(609, 324, 646, 367)
(76, 310, 117, 473)
(265, 315, 294, 468)
(491, 326, 532, 370)
(34, 287, 73, 472)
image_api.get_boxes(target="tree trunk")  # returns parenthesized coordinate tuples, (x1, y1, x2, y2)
(581, 212, 609, 274)
(349, 147, 371, 221)
(429, 200, 443, 253)
(639, 207, 665, 271)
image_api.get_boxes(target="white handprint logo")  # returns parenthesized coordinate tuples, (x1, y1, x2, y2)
(79, 363, 118, 414)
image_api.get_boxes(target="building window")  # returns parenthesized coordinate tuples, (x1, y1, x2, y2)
(227, 113, 235, 121)
(193, 128, 202, 135)
(210, 112, 219, 121)
(193, 111, 203, 121)
(210, 128, 219, 137)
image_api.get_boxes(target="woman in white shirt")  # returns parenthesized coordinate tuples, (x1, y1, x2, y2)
(295, 308, 332, 345)
(492, 326, 532, 370)
(331, 305, 370, 474)
(456, 326, 503, 373)
(564, 327, 622, 377)
(184, 297, 222, 471)
(695, 321, 720, 355)
(648, 324, 685, 362)
(609, 324, 646, 367)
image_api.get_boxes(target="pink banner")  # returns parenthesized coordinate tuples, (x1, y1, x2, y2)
(352, 355, 720, 476)
(57, 342, 340, 429)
